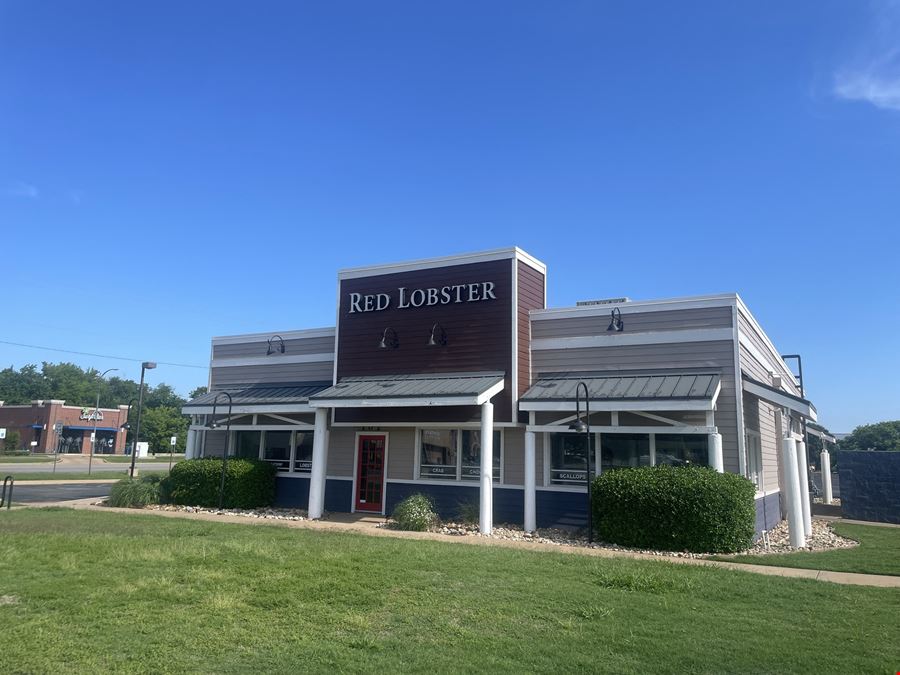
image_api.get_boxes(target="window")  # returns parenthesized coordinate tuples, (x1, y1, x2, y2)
(746, 432, 762, 490)
(549, 433, 591, 485)
(418, 428, 503, 482)
(263, 430, 291, 471)
(655, 434, 708, 467)
(233, 431, 261, 459)
(293, 431, 314, 473)
(461, 430, 501, 482)
(601, 433, 650, 471)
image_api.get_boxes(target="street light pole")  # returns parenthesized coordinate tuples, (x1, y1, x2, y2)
(128, 362, 157, 479)
(569, 381, 593, 543)
(207, 392, 233, 510)
(89, 368, 118, 476)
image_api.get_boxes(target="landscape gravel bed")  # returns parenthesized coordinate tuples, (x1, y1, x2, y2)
(140, 504, 310, 521)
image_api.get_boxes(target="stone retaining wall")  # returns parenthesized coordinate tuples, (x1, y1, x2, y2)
(836, 451, 900, 524)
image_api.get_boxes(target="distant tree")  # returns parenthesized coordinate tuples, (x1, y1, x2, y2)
(41, 362, 96, 406)
(189, 386, 208, 400)
(140, 406, 189, 454)
(838, 421, 900, 453)
(2, 430, 21, 453)
(144, 383, 185, 409)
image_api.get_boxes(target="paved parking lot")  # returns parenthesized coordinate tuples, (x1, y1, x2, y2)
(7, 483, 113, 504)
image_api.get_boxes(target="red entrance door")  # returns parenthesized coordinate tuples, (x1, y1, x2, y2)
(355, 435, 386, 512)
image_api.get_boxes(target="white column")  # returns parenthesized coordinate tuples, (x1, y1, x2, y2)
(479, 401, 494, 535)
(524, 430, 536, 533)
(796, 439, 812, 535)
(782, 436, 806, 547)
(821, 449, 833, 504)
(307, 407, 329, 520)
(185, 429, 197, 459)
(707, 433, 723, 472)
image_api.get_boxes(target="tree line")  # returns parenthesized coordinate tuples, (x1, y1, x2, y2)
(0, 362, 207, 454)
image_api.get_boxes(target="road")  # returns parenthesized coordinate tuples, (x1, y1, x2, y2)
(0, 460, 175, 474)
(7, 482, 113, 503)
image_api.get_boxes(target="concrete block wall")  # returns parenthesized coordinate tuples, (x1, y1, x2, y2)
(837, 451, 900, 524)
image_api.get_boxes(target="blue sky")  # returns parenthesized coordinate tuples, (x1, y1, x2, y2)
(1, 1, 898, 432)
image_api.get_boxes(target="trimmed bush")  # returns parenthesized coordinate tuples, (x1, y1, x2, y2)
(592, 466, 756, 553)
(108, 478, 159, 508)
(167, 458, 276, 509)
(392, 493, 438, 531)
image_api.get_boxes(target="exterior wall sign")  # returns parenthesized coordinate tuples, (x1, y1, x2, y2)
(348, 281, 497, 314)
(80, 407, 103, 421)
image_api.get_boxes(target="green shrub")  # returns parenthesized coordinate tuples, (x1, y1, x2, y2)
(108, 478, 159, 508)
(392, 493, 438, 531)
(592, 466, 756, 553)
(167, 458, 276, 509)
(456, 499, 480, 525)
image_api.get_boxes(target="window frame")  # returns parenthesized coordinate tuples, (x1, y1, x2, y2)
(229, 428, 315, 474)
(414, 426, 504, 484)
(745, 430, 763, 491)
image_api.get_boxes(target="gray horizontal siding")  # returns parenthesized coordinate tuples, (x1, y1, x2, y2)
(532, 307, 732, 339)
(533, 340, 739, 474)
(213, 336, 335, 360)
(737, 310, 800, 396)
(504, 427, 524, 485)
(327, 427, 356, 477)
(387, 428, 415, 480)
(210, 362, 334, 389)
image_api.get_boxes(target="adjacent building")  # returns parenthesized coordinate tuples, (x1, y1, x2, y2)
(0, 400, 130, 455)
(182, 247, 819, 537)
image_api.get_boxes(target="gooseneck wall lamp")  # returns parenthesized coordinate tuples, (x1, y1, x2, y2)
(266, 335, 286, 355)
(378, 327, 399, 350)
(568, 381, 593, 543)
(607, 307, 624, 332)
(207, 391, 234, 510)
(427, 322, 448, 347)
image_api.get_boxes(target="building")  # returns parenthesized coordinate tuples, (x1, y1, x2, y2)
(0, 400, 130, 455)
(182, 247, 819, 538)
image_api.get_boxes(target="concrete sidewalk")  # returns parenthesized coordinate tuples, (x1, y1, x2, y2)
(23, 499, 899, 589)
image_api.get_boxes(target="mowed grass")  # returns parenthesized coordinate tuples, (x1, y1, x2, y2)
(714, 522, 900, 577)
(0, 455, 55, 463)
(1, 510, 898, 675)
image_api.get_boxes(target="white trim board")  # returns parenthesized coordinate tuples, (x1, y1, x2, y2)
(526, 424, 715, 434)
(519, 398, 716, 412)
(211, 353, 334, 368)
(531, 327, 734, 351)
(311, 380, 505, 409)
(741, 379, 817, 422)
(182, 404, 316, 415)
(212, 327, 335, 345)
(338, 247, 546, 279)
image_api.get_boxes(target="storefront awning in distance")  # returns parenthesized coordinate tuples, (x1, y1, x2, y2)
(520, 373, 722, 412)
(741, 373, 817, 422)
(182, 383, 332, 415)
(309, 372, 505, 408)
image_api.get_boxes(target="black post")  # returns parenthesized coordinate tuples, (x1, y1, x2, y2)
(129, 362, 156, 479)
(570, 381, 593, 543)
(208, 392, 233, 510)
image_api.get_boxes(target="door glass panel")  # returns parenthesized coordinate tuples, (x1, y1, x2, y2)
(357, 437, 385, 510)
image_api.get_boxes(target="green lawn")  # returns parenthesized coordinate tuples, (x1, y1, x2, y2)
(0, 509, 897, 674)
(0, 455, 56, 463)
(102, 455, 184, 463)
(714, 522, 900, 577)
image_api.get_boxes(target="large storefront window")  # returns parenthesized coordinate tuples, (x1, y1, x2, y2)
(460, 430, 502, 482)
(293, 431, 314, 473)
(549, 433, 591, 485)
(418, 428, 503, 482)
(601, 434, 650, 471)
(234, 431, 261, 459)
(263, 430, 291, 471)
(419, 429, 458, 480)
(654, 434, 708, 467)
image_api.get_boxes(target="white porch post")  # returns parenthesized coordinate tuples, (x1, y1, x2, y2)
(782, 436, 806, 547)
(821, 448, 833, 504)
(796, 439, 812, 535)
(707, 433, 723, 473)
(308, 407, 329, 520)
(524, 430, 536, 533)
(479, 401, 494, 535)
(185, 428, 197, 459)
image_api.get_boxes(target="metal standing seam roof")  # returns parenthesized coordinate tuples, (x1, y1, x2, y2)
(182, 383, 333, 408)
(310, 371, 506, 401)
(521, 373, 721, 402)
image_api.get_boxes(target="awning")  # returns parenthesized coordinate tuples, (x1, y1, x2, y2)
(741, 373, 817, 422)
(520, 373, 721, 412)
(309, 372, 505, 408)
(182, 382, 332, 415)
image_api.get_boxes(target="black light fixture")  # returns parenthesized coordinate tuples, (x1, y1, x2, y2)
(607, 307, 624, 332)
(568, 381, 593, 543)
(207, 391, 234, 509)
(427, 322, 448, 347)
(378, 327, 399, 350)
(266, 335, 286, 355)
